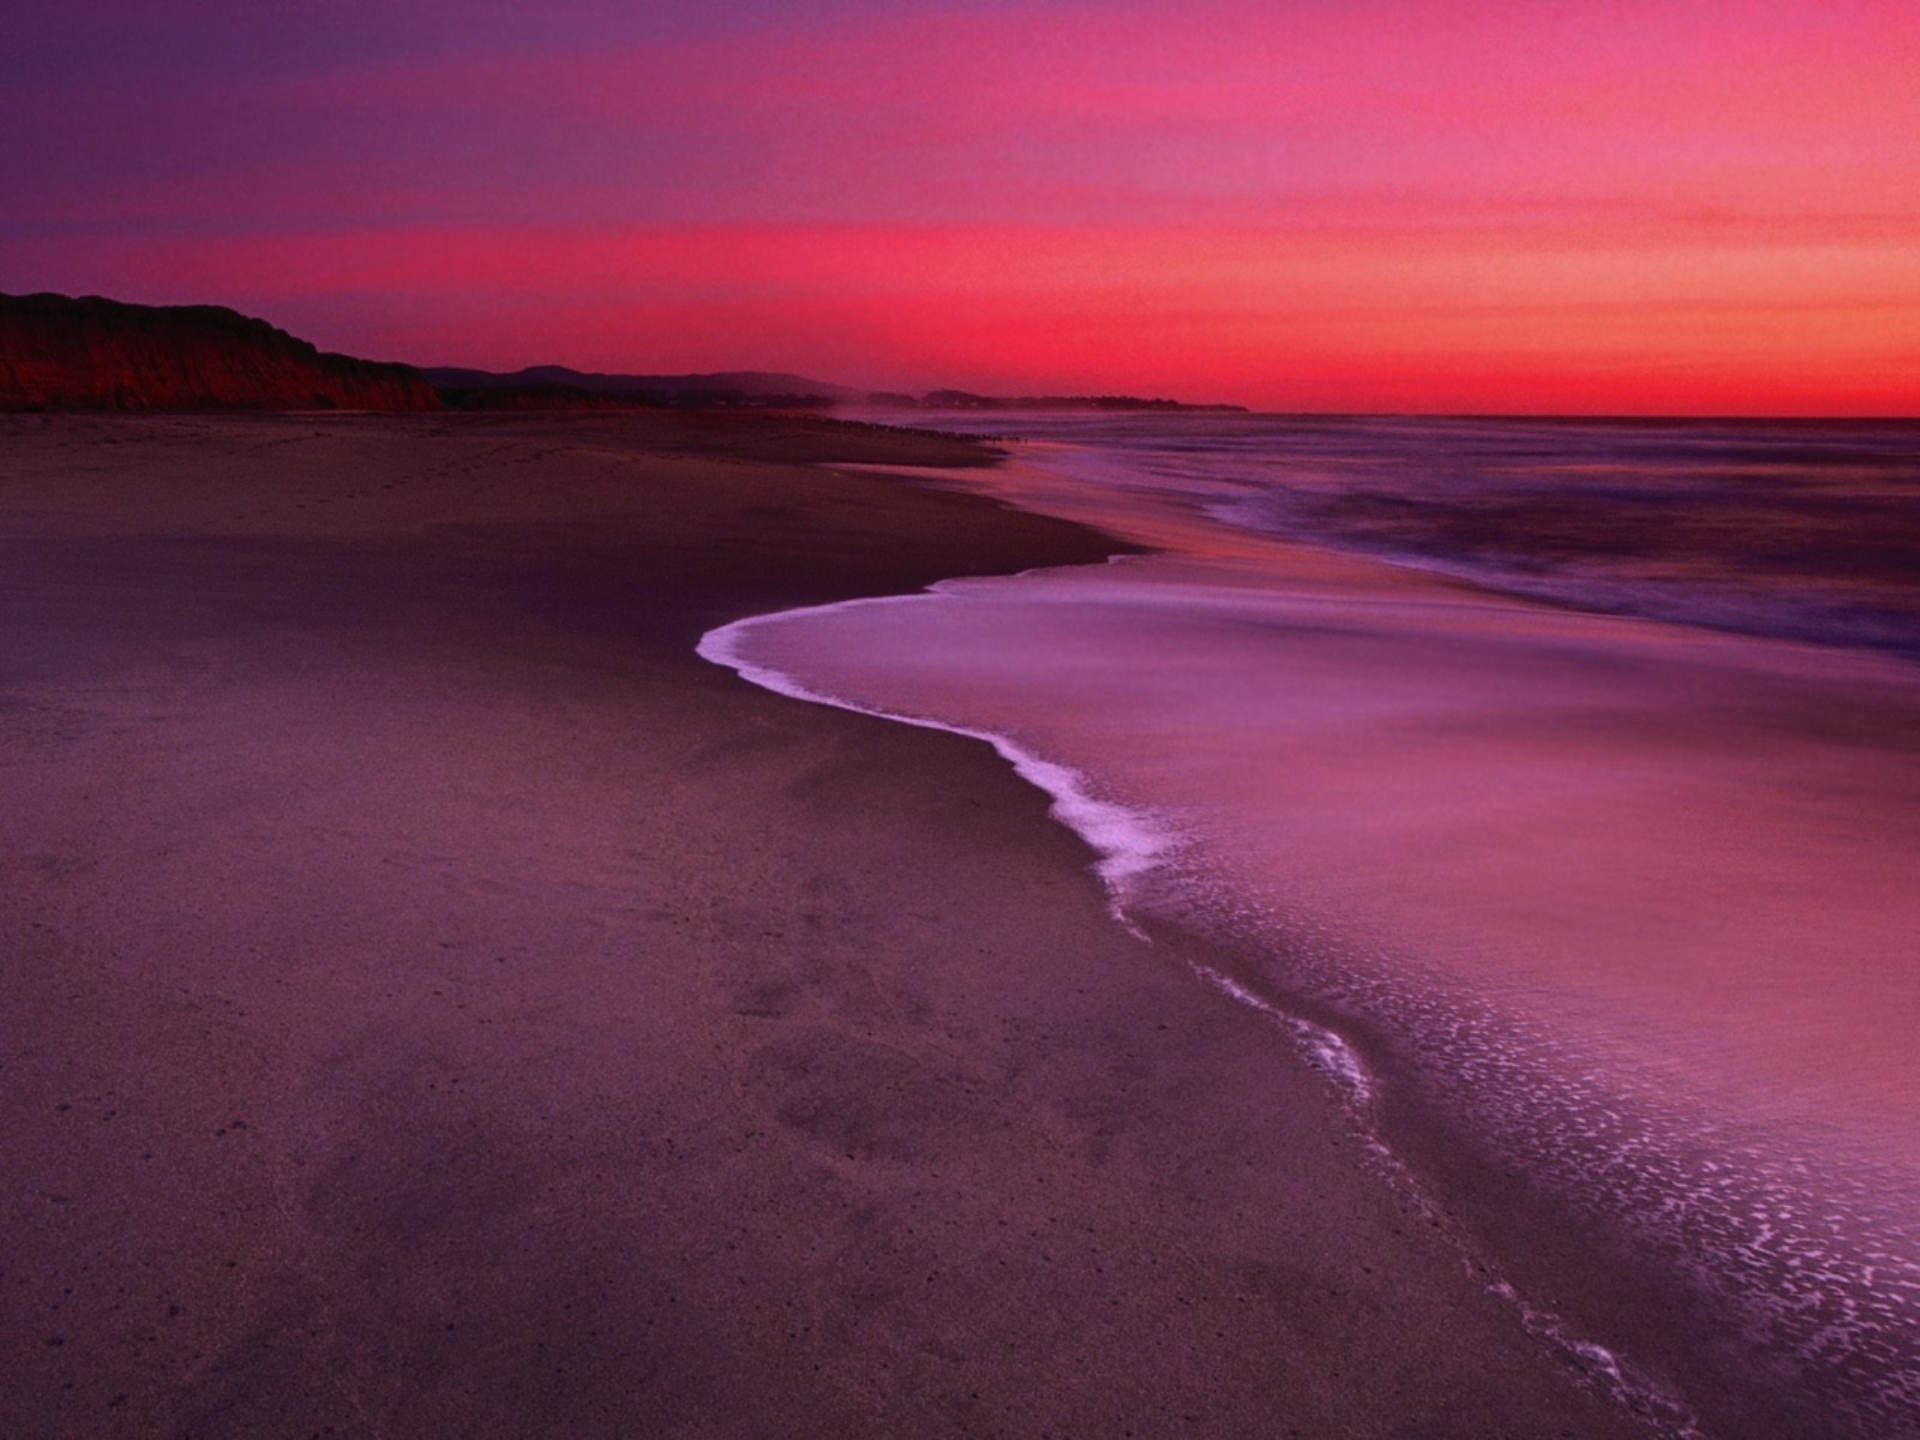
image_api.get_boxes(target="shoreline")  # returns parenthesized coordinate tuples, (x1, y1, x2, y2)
(701, 572, 1712, 1439)
(5, 411, 1649, 1437)
(697, 600, 1180, 918)
(716, 440, 1920, 1440)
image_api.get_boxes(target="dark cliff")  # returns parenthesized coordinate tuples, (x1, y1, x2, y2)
(0, 293, 439, 412)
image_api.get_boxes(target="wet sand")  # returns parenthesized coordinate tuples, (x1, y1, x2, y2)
(2, 412, 1645, 1437)
(728, 451, 1920, 1439)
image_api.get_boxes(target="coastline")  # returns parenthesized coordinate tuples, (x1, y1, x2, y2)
(719, 438, 1920, 1440)
(4, 411, 1646, 1437)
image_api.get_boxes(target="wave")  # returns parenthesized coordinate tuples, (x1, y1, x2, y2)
(701, 418, 1920, 1436)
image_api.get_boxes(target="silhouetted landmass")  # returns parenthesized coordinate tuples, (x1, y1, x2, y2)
(0, 290, 1241, 416)
(898, 389, 1246, 413)
(423, 364, 847, 409)
(426, 366, 1246, 414)
(434, 382, 667, 412)
(0, 293, 439, 411)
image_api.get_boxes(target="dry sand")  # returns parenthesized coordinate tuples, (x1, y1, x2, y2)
(2, 412, 1648, 1437)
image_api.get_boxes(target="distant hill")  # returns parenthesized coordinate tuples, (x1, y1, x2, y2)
(0, 293, 439, 412)
(429, 382, 666, 412)
(0, 292, 1241, 416)
(423, 365, 850, 409)
(889, 390, 1247, 413)
(426, 366, 1246, 414)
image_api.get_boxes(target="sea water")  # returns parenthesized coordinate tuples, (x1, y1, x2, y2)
(701, 414, 1920, 1436)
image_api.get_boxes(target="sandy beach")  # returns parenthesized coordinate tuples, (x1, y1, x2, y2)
(731, 430, 1920, 1440)
(2, 411, 1650, 1437)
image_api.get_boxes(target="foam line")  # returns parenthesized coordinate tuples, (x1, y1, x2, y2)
(698, 597, 1179, 933)
(1190, 963, 1375, 1106)
(701, 596, 1713, 1436)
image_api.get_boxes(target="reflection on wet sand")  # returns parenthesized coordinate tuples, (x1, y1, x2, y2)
(724, 419, 1920, 1437)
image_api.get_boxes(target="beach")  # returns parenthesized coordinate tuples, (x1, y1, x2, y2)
(0, 412, 1648, 1438)
(724, 415, 1920, 1440)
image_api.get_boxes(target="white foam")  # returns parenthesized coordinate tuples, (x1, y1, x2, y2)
(1190, 963, 1375, 1107)
(1488, 1282, 1708, 1439)
(698, 598, 1179, 933)
(701, 596, 1724, 1438)
(693, 430, 1920, 1434)
(1188, 961, 1705, 1435)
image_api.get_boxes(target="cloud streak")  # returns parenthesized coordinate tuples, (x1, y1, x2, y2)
(3, 0, 1915, 410)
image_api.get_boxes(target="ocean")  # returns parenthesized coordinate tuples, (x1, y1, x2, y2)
(701, 413, 1920, 1437)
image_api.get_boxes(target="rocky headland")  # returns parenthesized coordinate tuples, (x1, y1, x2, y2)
(0, 293, 439, 411)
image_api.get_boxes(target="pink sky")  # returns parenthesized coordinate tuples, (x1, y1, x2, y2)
(4, 0, 1916, 411)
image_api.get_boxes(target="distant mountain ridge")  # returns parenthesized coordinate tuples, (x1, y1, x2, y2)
(0, 293, 438, 411)
(0, 291, 1241, 415)
(428, 365, 1245, 413)
(423, 365, 851, 409)
(876, 389, 1247, 413)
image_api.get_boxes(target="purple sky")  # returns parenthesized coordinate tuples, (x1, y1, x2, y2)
(5, 1, 1917, 410)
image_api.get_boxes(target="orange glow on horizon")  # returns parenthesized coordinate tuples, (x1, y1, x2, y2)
(15, 221, 1916, 415)
(5, 0, 1917, 413)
